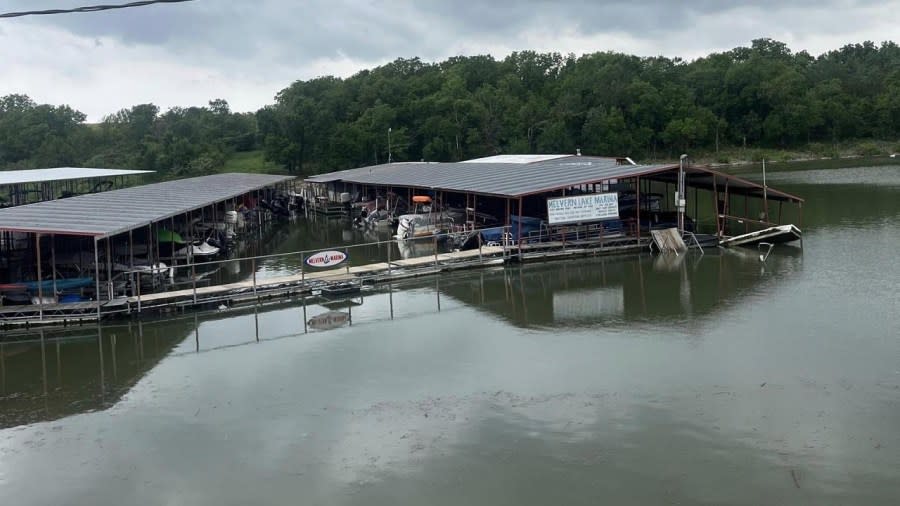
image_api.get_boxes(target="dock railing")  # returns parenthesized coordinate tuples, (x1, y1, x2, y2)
(120, 224, 515, 315)
(0, 221, 651, 325)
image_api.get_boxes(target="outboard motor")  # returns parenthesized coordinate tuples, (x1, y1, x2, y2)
(396, 217, 415, 240)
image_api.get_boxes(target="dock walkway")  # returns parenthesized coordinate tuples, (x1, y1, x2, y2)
(1, 234, 653, 328)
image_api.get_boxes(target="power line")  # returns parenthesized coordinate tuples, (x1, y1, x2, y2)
(0, 0, 195, 19)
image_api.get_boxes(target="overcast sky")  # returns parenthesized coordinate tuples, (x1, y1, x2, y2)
(1, 0, 898, 121)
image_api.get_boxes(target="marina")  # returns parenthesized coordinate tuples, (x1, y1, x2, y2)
(0, 154, 805, 327)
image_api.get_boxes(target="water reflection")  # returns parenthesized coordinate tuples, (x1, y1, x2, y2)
(438, 248, 803, 329)
(0, 321, 194, 429)
(0, 244, 804, 430)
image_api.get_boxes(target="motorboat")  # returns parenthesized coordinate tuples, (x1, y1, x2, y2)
(173, 240, 221, 260)
(394, 196, 464, 240)
(719, 224, 802, 247)
(0, 277, 94, 293)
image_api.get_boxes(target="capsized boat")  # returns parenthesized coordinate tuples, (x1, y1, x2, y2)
(719, 224, 802, 248)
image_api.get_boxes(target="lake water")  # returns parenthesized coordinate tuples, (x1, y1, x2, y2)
(1, 163, 899, 505)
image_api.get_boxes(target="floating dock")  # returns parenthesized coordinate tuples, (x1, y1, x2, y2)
(0, 231, 664, 328)
(0, 154, 805, 328)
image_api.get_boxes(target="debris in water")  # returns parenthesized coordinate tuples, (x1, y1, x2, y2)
(790, 469, 801, 489)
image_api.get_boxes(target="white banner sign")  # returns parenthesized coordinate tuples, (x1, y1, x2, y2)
(546, 192, 619, 225)
(305, 250, 348, 268)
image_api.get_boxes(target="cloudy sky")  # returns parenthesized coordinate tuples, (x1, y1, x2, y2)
(1, 0, 898, 121)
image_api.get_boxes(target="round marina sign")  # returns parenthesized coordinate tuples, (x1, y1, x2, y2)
(305, 250, 348, 268)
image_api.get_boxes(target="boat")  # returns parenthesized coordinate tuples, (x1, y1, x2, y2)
(320, 282, 361, 298)
(0, 277, 94, 293)
(719, 224, 802, 247)
(172, 240, 221, 260)
(394, 196, 465, 240)
(157, 228, 186, 244)
(480, 215, 545, 245)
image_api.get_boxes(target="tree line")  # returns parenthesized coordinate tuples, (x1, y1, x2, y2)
(2, 39, 899, 176)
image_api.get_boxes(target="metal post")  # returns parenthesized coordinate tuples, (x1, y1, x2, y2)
(302, 296, 308, 333)
(191, 259, 197, 304)
(712, 176, 721, 237)
(94, 238, 101, 318)
(106, 238, 113, 301)
(678, 154, 687, 233)
(35, 233, 44, 320)
(155, 222, 160, 267)
(387, 240, 392, 277)
(251, 257, 257, 295)
(478, 231, 482, 264)
(518, 197, 524, 257)
(345, 247, 350, 275)
(389, 282, 394, 319)
(136, 268, 142, 313)
(636, 176, 641, 241)
(762, 159, 769, 223)
(745, 194, 750, 233)
(50, 234, 57, 298)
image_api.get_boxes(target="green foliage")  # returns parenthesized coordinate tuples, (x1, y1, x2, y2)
(1, 97, 257, 175)
(3, 39, 900, 175)
(220, 150, 286, 174)
(855, 141, 885, 156)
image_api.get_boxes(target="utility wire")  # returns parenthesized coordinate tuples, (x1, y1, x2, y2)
(0, 0, 195, 19)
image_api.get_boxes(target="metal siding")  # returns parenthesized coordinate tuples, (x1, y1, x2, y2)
(0, 173, 295, 237)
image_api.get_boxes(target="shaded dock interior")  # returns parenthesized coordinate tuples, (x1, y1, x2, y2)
(0, 172, 296, 323)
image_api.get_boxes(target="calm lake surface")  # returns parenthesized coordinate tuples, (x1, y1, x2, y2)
(1, 162, 899, 505)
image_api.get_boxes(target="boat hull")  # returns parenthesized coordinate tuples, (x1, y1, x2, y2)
(720, 224, 802, 248)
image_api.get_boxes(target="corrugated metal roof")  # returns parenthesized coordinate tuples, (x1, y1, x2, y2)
(461, 154, 573, 164)
(0, 173, 295, 238)
(305, 155, 804, 202)
(0, 167, 153, 185)
(305, 162, 435, 184)
(306, 156, 675, 197)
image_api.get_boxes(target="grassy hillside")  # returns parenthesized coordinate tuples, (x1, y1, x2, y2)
(220, 150, 288, 174)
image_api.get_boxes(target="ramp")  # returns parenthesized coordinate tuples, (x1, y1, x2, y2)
(650, 228, 687, 253)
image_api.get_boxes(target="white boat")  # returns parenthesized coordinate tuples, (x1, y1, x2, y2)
(395, 213, 456, 240)
(719, 224, 802, 247)
(173, 240, 221, 259)
(393, 197, 463, 240)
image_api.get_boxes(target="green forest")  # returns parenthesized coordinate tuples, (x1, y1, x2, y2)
(2, 39, 900, 177)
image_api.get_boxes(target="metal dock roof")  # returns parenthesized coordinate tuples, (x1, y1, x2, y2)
(307, 156, 675, 197)
(306, 155, 803, 202)
(0, 167, 153, 185)
(0, 173, 295, 238)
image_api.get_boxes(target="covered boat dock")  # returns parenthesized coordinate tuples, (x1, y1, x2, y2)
(0, 172, 296, 323)
(0, 167, 152, 207)
(304, 154, 805, 244)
